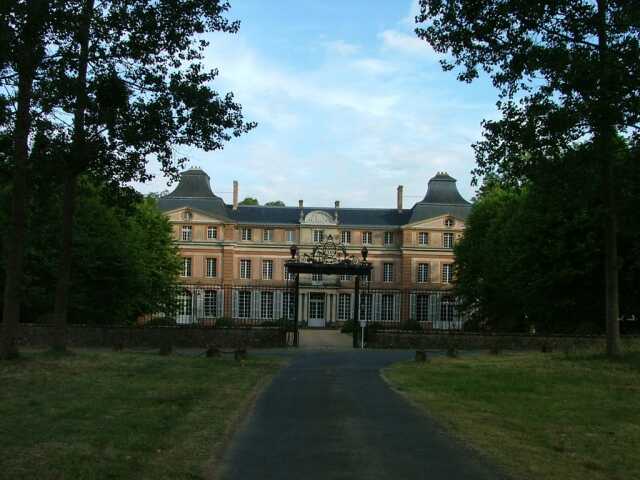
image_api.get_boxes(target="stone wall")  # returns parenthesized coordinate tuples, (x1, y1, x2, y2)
(367, 330, 638, 351)
(16, 324, 286, 349)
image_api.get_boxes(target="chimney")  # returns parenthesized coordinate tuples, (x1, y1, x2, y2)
(232, 180, 238, 210)
(397, 185, 404, 212)
(298, 199, 304, 221)
(334, 200, 340, 221)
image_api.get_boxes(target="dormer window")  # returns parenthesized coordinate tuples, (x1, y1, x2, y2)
(181, 225, 192, 241)
(444, 218, 454, 227)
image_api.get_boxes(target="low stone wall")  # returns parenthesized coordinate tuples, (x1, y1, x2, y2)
(16, 324, 286, 349)
(367, 330, 631, 351)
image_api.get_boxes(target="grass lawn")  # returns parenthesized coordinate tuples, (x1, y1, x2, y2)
(0, 350, 283, 480)
(384, 347, 640, 480)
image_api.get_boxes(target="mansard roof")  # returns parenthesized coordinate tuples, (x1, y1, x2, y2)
(158, 169, 471, 226)
(157, 168, 229, 220)
(407, 172, 471, 224)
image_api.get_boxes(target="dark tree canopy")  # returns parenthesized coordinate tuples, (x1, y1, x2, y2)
(265, 200, 285, 207)
(239, 197, 259, 206)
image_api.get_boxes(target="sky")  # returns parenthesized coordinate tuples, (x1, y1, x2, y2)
(132, 0, 500, 208)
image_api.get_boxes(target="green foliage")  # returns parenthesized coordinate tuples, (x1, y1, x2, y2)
(454, 145, 640, 333)
(340, 319, 355, 333)
(265, 200, 285, 207)
(0, 175, 181, 324)
(239, 197, 259, 206)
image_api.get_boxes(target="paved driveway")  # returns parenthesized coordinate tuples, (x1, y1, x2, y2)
(218, 350, 505, 480)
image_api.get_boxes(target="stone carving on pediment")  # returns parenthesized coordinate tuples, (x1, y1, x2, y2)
(303, 210, 336, 225)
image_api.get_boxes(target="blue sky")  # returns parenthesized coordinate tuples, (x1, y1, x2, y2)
(133, 0, 500, 208)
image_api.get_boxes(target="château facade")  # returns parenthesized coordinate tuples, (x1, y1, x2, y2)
(158, 168, 472, 328)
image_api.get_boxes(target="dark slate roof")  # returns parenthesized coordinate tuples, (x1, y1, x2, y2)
(408, 172, 472, 224)
(157, 168, 229, 220)
(229, 206, 412, 227)
(158, 169, 471, 227)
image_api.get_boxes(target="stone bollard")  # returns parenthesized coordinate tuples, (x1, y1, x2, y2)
(206, 345, 221, 358)
(415, 350, 428, 362)
(234, 348, 248, 361)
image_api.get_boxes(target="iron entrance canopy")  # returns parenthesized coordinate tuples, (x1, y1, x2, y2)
(285, 234, 372, 276)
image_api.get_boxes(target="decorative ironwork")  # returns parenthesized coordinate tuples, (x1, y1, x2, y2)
(297, 235, 367, 266)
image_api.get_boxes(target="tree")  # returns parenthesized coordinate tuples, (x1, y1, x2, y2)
(0, 0, 50, 359)
(265, 200, 285, 207)
(239, 197, 259, 205)
(416, 0, 640, 356)
(36, 0, 255, 352)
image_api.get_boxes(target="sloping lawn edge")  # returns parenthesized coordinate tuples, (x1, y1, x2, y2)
(383, 348, 640, 480)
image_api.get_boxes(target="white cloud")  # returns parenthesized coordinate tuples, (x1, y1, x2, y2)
(323, 39, 361, 56)
(379, 29, 436, 57)
(351, 58, 396, 75)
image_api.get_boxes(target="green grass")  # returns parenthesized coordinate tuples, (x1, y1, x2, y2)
(0, 350, 283, 480)
(384, 347, 640, 480)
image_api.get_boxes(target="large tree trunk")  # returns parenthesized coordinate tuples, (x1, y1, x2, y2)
(0, 0, 48, 360)
(596, 0, 622, 357)
(51, 0, 94, 352)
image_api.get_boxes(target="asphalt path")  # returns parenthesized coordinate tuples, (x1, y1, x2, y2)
(218, 349, 505, 480)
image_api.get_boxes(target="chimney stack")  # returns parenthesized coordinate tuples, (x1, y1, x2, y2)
(334, 200, 340, 221)
(298, 199, 304, 221)
(397, 185, 404, 212)
(232, 180, 238, 210)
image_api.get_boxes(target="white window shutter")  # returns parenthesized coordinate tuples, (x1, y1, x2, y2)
(232, 290, 239, 319)
(274, 291, 282, 320)
(394, 294, 401, 322)
(373, 293, 381, 322)
(196, 292, 204, 322)
(410, 293, 417, 321)
(254, 291, 261, 320)
(217, 289, 224, 318)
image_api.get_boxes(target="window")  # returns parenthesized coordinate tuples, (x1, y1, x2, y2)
(282, 292, 295, 320)
(181, 225, 192, 241)
(418, 232, 429, 245)
(417, 263, 430, 283)
(338, 294, 351, 321)
(286, 230, 295, 243)
(313, 230, 324, 243)
(207, 226, 217, 240)
(206, 258, 217, 277)
(416, 294, 429, 321)
(341, 230, 351, 244)
(261, 291, 274, 319)
(340, 273, 352, 281)
(241, 228, 252, 241)
(312, 273, 323, 282)
(263, 229, 273, 241)
(181, 257, 192, 277)
(362, 231, 372, 245)
(262, 259, 273, 280)
(203, 290, 217, 317)
(238, 290, 251, 318)
(381, 294, 394, 321)
(444, 218, 454, 227)
(360, 270, 371, 282)
(240, 259, 251, 279)
(383, 263, 394, 282)
(359, 293, 373, 322)
(284, 265, 295, 281)
(443, 232, 454, 249)
(441, 296, 455, 325)
(384, 231, 394, 245)
(178, 290, 192, 316)
(442, 264, 453, 283)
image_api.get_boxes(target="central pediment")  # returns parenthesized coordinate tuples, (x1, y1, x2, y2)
(303, 210, 336, 225)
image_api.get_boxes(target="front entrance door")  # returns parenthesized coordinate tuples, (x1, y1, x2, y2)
(308, 293, 325, 327)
